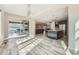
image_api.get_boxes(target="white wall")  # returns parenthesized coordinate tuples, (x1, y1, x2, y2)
(0, 10, 8, 46)
(68, 5, 79, 52)
(0, 11, 1, 37)
(0, 11, 2, 45)
(29, 18, 35, 38)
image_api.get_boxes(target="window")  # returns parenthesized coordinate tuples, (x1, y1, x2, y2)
(8, 16, 29, 37)
(75, 20, 79, 40)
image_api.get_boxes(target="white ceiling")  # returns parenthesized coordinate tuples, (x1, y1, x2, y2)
(0, 4, 68, 23)
(0, 4, 28, 16)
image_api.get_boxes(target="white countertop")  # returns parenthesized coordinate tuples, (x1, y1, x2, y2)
(47, 29, 62, 32)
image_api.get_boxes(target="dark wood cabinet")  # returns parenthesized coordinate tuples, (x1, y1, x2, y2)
(36, 29, 44, 34)
(35, 22, 46, 34)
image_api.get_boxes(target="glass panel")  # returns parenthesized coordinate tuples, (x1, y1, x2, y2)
(75, 20, 79, 40)
(75, 20, 79, 53)
(75, 20, 79, 31)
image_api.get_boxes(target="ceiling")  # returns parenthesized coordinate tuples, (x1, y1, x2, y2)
(0, 4, 68, 23)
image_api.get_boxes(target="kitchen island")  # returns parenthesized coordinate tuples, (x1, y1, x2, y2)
(47, 30, 63, 40)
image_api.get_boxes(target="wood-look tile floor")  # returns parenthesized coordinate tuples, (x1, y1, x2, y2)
(0, 43, 9, 55)
(26, 35, 66, 55)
